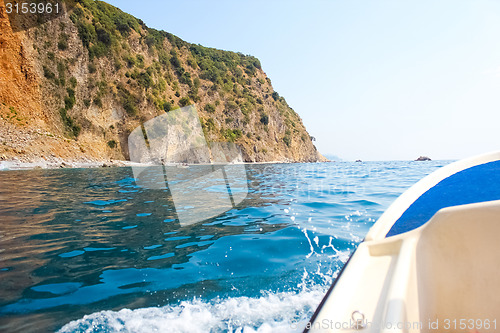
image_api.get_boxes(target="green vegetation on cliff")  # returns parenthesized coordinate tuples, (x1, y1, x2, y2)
(24, 0, 323, 162)
(68, 0, 263, 116)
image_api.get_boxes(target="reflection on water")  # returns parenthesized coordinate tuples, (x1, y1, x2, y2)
(0, 161, 448, 332)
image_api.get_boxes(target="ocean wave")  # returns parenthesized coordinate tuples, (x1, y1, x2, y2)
(58, 287, 327, 333)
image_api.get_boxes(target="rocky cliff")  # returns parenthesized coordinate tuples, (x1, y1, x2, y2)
(0, 0, 326, 164)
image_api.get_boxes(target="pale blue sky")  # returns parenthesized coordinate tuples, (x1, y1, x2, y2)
(106, 0, 500, 161)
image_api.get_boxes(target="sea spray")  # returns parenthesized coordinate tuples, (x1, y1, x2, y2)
(58, 287, 327, 332)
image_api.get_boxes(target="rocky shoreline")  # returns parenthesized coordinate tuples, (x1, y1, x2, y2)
(0, 157, 135, 171)
(0, 156, 308, 171)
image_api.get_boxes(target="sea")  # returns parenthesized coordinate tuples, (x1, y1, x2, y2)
(0, 161, 450, 333)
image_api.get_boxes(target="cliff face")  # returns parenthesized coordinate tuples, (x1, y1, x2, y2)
(0, 0, 326, 163)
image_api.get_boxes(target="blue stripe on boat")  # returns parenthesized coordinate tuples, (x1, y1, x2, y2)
(386, 160, 500, 237)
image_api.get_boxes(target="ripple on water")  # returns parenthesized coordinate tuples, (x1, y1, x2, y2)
(147, 253, 175, 261)
(58, 250, 85, 258)
(136, 213, 152, 217)
(84, 199, 127, 206)
(122, 225, 138, 230)
(84, 247, 116, 252)
(143, 245, 162, 250)
(165, 236, 191, 242)
(32, 282, 83, 295)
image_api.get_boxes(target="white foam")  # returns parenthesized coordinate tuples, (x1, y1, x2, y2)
(58, 287, 327, 333)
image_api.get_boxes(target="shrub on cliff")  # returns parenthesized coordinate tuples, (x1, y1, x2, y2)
(138, 71, 153, 89)
(163, 101, 172, 112)
(43, 66, 55, 80)
(283, 135, 291, 147)
(204, 104, 215, 113)
(58, 33, 69, 50)
(117, 84, 138, 116)
(223, 128, 242, 142)
(170, 51, 182, 69)
(64, 88, 76, 110)
(75, 22, 95, 49)
(260, 114, 269, 125)
(179, 97, 190, 107)
(59, 108, 80, 138)
(96, 28, 111, 46)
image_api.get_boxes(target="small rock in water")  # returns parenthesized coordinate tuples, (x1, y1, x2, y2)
(415, 156, 431, 161)
(355, 159, 362, 163)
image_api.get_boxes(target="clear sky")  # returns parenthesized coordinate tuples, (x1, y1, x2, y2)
(106, 0, 500, 161)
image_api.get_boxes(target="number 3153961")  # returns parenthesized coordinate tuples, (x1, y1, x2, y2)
(6, 2, 60, 14)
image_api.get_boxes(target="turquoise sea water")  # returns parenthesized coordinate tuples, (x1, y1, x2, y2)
(0, 161, 449, 332)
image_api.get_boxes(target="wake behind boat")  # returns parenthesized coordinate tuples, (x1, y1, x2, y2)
(306, 152, 500, 332)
